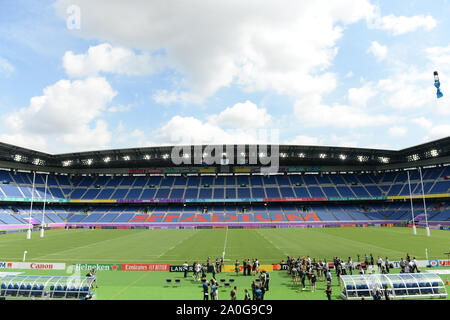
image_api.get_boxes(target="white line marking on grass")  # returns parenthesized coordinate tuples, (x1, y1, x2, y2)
(109, 272, 150, 300)
(157, 230, 198, 259)
(222, 228, 229, 261)
(33, 229, 149, 260)
(256, 230, 289, 256)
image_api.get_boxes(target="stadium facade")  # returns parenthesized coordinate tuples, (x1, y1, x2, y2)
(0, 137, 449, 231)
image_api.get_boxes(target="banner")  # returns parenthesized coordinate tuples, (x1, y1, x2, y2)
(428, 260, 450, 267)
(263, 197, 327, 202)
(72, 263, 120, 271)
(121, 264, 170, 271)
(0, 197, 69, 203)
(170, 265, 194, 272)
(273, 264, 288, 271)
(0, 262, 66, 270)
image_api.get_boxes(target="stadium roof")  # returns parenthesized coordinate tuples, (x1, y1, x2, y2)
(0, 137, 449, 172)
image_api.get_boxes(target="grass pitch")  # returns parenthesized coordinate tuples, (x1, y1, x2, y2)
(0, 227, 449, 300)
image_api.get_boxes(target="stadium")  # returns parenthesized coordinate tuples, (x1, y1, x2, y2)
(0, 138, 449, 300)
(2, 0, 450, 306)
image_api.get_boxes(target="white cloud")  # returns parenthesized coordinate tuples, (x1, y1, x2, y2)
(0, 133, 47, 152)
(367, 41, 388, 61)
(370, 14, 437, 35)
(2, 77, 116, 152)
(412, 117, 433, 129)
(285, 135, 321, 146)
(348, 83, 377, 107)
(329, 134, 359, 148)
(293, 94, 393, 129)
(5, 77, 116, 134)
(0, 56, 14, 77)
(376, 68, 432, 109)
(207, 101, 272, 129)
(54, 0, 377, 102)
(63, 43, 163, 77)
(424, 125, 450, 141)
(57, 120, 112, 151)
(388, 126, 407, 137)
(426, 45, 450, 70)
(156, 115, 279, 146)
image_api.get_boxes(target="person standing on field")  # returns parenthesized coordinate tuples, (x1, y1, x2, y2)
(202, 280, 209, 300)
(385, 257, 390, 273)
(243, 259, 247, 276)
(183, 261, 189, 278)
(235, 259, 240, 277)
(230, 286, 237, 301)
(325, 281, 332, 300)
(244, 288, 251, 300)
(377, 256, 383, 272)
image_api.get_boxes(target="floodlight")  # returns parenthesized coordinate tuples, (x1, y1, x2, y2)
(429, 149, 439, 157)
(104, 157, 111, 163)
(378, 157, 390, 164)
(82, 159, 93, 166)
(62, 160, 73, 167)
(14, 154, 22, 162)
(162, 154, 169, 160)
(407, 154, 420, 162)
(298, 153, 305, 158)
(143, 154, 151, 160)
(32, 158, 45, 166)
(357, 155, 369, 162)
(123, 155, 131, 161)
(319, 153, 327, 159)
(339, 154, 347, 160)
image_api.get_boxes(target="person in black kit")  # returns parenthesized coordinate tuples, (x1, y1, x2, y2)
(311, 271, 317, 292)
(211, 264, 216, 280)
(215, 258, 221, 274)
(251, 280, 257, 300)
(325, 281, 332, 300)
(370, 254, 374, 267)
(243, 259, 247, 276)
(202, 280, 209, 300)
(299, 266, 306, 290)
(383, 285, 390, 300)
(246, 258, 252, 276)
(201, 264, 207, 279)
(260, 283, 266, 300)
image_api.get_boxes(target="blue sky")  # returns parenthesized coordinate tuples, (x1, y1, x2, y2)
(0, 0, 449, 154)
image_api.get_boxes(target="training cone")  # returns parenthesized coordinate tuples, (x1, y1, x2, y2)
(446, 277, 449, 286)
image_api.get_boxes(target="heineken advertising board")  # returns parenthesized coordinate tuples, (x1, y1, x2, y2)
(72, 263, 121, 271)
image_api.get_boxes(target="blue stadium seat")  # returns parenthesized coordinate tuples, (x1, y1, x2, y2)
(1, 283, 6, 295)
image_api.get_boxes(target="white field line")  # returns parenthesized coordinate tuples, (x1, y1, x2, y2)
(256, 230, 289, 256)
(156, 230, 199, 259)
(222, 228, 229, 260)
(33, 230, 149, 259)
